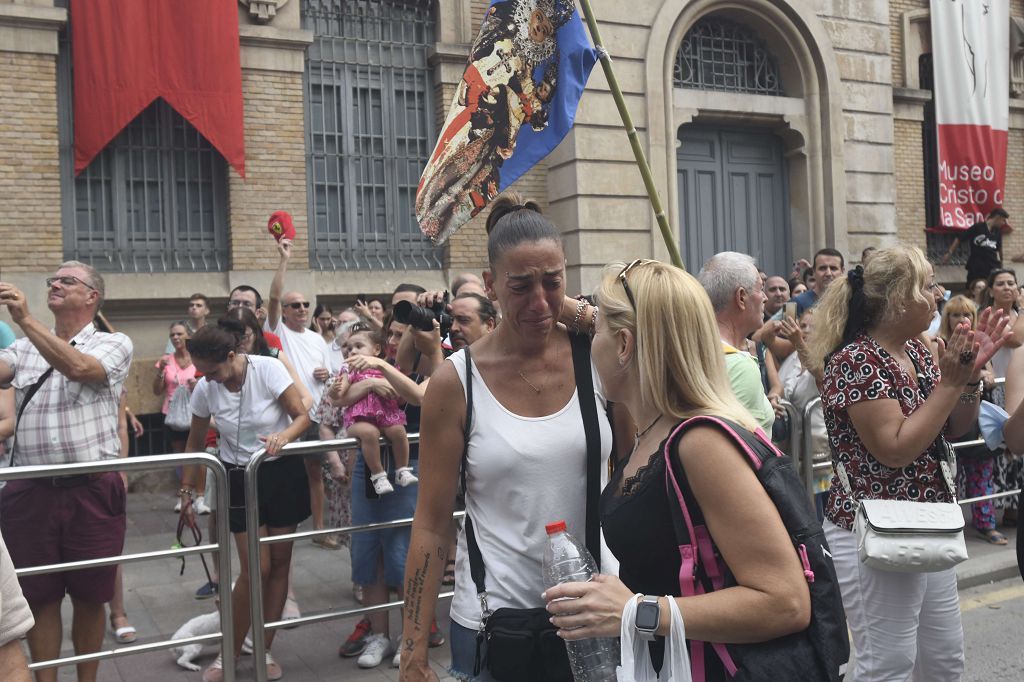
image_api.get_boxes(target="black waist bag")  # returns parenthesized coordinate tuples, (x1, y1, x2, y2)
(461, 335, 603, 681)
(481, 607, 572, 682)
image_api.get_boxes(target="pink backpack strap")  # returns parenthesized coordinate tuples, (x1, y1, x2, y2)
(664, 417, 753, 679)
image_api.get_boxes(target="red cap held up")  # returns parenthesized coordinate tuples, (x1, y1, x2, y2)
(545, 521, 567, 535)
(267, 210, 296, 242)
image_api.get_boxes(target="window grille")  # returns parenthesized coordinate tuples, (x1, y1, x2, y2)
(674, 17, 783, 95)
(56, 18, 229, 273)
(920, 53, 967, 266)
(303, 0, 442, 270)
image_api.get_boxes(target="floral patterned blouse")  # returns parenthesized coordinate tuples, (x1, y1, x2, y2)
(821, 333, 954, 530)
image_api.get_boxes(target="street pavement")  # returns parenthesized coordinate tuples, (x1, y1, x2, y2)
(34, 491, 1023, 680)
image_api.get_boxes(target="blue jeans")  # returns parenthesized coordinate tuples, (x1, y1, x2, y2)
(448, 621, 498, 682)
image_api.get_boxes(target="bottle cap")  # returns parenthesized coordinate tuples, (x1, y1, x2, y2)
(545, 521, 567, 535)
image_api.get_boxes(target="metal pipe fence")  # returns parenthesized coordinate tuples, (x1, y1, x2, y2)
(0, 453, 236, 679)
(245, 433, 460, 682)
(791, 378, 1021, 509)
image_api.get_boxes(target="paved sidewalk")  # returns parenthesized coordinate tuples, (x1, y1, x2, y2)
(956, 506, 1020, 589)
(48, 491, 454, 681)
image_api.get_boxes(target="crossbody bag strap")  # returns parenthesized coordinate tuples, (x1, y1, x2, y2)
(904, 350, 958, 498)
(459, 348, 489, 601)
(569, 332, 602, 571)
(9, 340, 76, 467)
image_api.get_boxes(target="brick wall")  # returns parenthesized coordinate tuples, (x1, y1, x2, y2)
(228, 68, 309, 271)
(0, 51, 62, 273)
(893, 118, 927, 253)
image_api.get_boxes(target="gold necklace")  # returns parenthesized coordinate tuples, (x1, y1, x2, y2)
(518, 370, 542, 393)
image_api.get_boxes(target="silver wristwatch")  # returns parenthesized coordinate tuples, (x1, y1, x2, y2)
(634, 595, 661, 641)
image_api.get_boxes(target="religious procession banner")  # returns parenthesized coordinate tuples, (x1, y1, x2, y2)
(931, 0, 1009, 228)
(416, 0, 598, 243)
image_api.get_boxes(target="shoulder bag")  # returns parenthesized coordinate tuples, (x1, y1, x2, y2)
(461, 333, 602, 682)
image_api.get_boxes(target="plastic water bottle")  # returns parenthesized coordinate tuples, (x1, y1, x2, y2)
(542, 520, 619, 682)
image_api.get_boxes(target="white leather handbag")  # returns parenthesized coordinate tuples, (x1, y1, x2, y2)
(854, 499, 967, 573)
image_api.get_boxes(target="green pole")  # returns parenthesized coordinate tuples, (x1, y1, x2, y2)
(577, 0, 684, 270)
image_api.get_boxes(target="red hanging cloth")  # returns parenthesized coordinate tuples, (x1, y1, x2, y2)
(71, 0, 245, 178)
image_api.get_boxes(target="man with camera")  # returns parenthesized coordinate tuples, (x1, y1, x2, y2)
(394, 291, 496, 377)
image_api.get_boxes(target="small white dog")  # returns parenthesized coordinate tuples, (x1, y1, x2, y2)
(170, 612, 252, 671)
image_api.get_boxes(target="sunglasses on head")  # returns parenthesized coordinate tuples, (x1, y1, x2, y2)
(286, 301, 311, 310)
(617, 259, 652, 312)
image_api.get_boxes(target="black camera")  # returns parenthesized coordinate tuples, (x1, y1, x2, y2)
(393, 292, 452, 338)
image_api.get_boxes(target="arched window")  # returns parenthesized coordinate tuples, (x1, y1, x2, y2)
(303, 0, 441, 270)
(674, 17, 783, 96)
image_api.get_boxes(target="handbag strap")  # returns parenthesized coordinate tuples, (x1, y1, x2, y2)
(461, 334, 603, 615)
(9, 340, 75, 467)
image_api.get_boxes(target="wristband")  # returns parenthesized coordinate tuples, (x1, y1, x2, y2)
(178, 488, 194, 498)
(570, 298, 587, 334)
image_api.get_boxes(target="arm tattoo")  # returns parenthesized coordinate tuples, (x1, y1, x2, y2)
(405, 552, 431, 629)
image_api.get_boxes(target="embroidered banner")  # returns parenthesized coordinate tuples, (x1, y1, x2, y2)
(71, 0, 245, 177)
(931, 0, 1008, 228)
(416, 0, 598, 243)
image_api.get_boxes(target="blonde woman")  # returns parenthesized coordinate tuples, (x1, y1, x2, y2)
(543, 260, 812, 680)
(806, 246, 1009, 681)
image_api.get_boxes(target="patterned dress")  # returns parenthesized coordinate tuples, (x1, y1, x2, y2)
(821, 334, 954, 531)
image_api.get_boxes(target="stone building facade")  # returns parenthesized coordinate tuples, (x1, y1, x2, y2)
(3, 0, 1024, 416)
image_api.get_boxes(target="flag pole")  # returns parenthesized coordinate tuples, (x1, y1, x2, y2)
(577, 0, 684, 270)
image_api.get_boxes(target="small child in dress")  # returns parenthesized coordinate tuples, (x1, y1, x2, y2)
(329, 329, 415, 495)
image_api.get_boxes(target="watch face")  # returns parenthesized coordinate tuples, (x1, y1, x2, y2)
(636, 601, 660, 630)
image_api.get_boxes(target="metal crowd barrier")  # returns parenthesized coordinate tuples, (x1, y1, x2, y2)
(244, 433, 461, 682)
(791, 378, 1022, 509)
(0, 453, 236, 679)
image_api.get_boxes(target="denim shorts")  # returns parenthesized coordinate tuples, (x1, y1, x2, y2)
(448, 620, 498, 682)
(349, 452, 417, 586)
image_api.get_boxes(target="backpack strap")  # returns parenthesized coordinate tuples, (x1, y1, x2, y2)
(664, 415, 777, 680)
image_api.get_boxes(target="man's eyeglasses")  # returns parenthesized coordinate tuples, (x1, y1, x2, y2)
(286, 301, 311, 310)
(617, 259, 651, 312)
(46, 275, 97, 291)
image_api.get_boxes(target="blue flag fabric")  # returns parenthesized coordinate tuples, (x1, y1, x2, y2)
(416, 0, 598, 243)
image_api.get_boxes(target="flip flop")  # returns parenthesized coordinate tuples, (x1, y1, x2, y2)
(979, 529, 1009, 545)
(110, 615, 137, 644)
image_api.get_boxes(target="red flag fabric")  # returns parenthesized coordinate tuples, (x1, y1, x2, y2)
(71, 0, 245, 177)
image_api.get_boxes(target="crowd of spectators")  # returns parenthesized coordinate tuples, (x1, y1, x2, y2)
(2, 200, 1024, 680)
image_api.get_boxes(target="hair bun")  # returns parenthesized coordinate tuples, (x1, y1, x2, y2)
(485, 192, 542, 235)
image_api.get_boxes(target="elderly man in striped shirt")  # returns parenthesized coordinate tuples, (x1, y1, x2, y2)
(0, 261, 133, 682)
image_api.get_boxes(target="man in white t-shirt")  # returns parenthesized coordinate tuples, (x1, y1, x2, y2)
(265, 237, 333, 545)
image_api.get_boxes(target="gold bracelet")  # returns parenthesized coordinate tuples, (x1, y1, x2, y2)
(959, 383, 982, 404)
(178, 487, 194, 498)
(570, 298, 587, 334)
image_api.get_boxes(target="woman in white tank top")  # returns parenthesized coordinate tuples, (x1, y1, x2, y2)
(399, 194, 631, 681)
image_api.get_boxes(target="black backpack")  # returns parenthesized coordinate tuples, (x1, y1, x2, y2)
(663, 416, 849, 682)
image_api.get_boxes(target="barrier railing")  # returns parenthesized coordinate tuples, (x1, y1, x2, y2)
(244, 434, 460, 682)
(792, 379, 1022, 509)
(0, 453, 236, 679)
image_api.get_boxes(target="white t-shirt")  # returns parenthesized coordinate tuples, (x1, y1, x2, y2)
(190, 355, 294, 466)
(447, 349, 614, 630)
(265, 319, 331, 418)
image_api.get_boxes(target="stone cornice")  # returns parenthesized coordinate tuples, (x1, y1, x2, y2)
(0, 4, 66, 32)
(238, 24, 312, 50)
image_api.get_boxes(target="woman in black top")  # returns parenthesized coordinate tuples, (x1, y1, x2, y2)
(543, 260, 811, 679)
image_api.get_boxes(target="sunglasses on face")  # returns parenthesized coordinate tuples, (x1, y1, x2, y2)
(286, 301, 311, 310)
(46, 275, 97, 291)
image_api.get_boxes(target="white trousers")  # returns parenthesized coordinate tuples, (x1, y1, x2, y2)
(823, 520, 964, 682)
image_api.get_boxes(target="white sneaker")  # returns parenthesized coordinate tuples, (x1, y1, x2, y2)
(357, 633, 393, 668)
(391, 648, 401, 668)
(193, 495, 212, 515)
(395, 467, 418, 487)
(370, 472, 394, 496)
(173, 498, 182, 513)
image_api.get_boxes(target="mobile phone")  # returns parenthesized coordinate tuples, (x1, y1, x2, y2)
(356, 293, 366, 305)
(783, 301, 798, 319)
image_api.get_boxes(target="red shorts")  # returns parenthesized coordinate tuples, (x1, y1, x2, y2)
(0, 472, 126, 607)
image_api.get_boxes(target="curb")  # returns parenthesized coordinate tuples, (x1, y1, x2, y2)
(957, 550, 1020, 590)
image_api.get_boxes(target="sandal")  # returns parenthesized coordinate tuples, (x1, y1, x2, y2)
(441, 559, 456, 587)
(979, 529, 1009, 545)
(109, 613, 137, 644)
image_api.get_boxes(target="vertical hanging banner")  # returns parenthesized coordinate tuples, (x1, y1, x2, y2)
(416, 0, 598, 244)
(71, 0, 245, 177)
(931, 0, 1009, 229)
